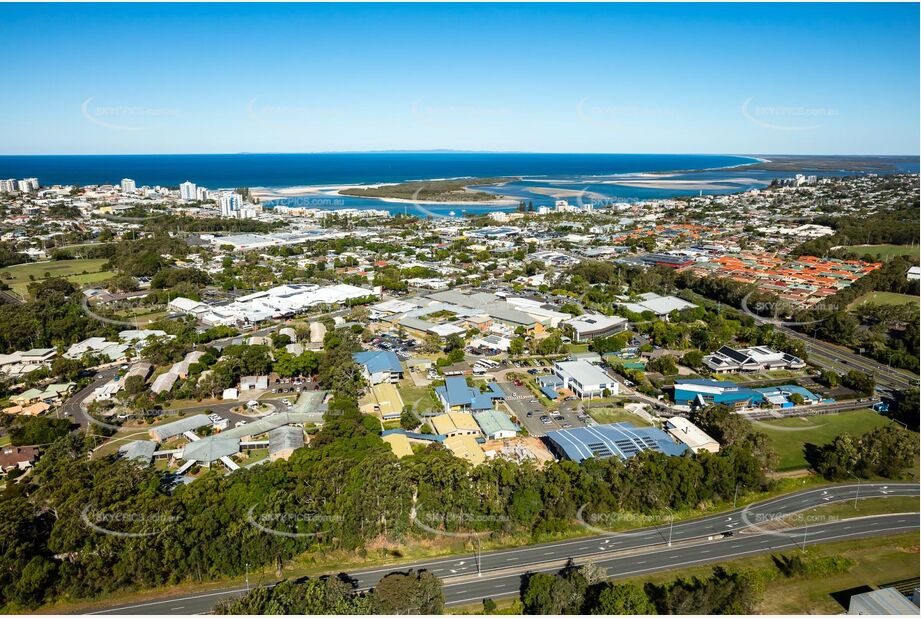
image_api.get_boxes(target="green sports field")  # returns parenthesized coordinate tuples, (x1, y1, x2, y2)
(0, 258, 112, 298)
(849, 291, 919, 308)
(756, 409, 891, 471)
(850, 244, 920, 259)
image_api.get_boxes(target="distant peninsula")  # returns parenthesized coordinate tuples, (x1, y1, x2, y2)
(339, 177, 518, 202)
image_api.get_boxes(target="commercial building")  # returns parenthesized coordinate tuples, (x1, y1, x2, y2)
(847, 587, 919, 615)
(546, 423, 687, 463)
(703, 345, 805, 374)
(664, 417, 720, 453)
(620, 293, 698, 318)
(672, 379, 760, 409)
(120, 178, 136, 193)
(563, 313, 629, 343)
(170, 283, 376, 326)
(552, 360, 619, 399)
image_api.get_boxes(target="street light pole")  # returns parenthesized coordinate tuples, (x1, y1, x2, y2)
(849, 473, 860, 510)
(733, 483, 741, 509)
(665, 506, 674, 547)
(801, 520, 808, 553)
(245, 563, 250, 593)
(475, 534, 482, 577)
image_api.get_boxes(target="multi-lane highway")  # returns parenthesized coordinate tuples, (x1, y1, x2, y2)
(756, 318, 920, 392)
(82, 482, 919, 615)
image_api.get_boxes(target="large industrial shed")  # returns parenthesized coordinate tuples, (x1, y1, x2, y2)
(545, 423, 687, 463)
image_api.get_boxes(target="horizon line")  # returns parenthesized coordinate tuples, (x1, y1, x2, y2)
(0, 151, 918, 158)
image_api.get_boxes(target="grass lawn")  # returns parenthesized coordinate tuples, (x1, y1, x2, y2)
(396, 379, 438, 413)
(586, 407, 652, 427)
(785, 496, 919, 523)
(0, 434, 10, 447)
(849, 291, 919, 308)
(756, 409, 892, 471)
(611, 532, 919, 615)
(241, 448, 269, 464)
(851, 244, 920, 259)
(0, 258, 112, 297)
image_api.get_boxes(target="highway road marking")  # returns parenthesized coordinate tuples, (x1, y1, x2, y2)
(443, 518, 920, 606)
(171, 606, 185, 610)
(86, 588, 248, 614)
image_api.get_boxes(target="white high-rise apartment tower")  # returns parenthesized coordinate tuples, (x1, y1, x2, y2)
(179, 181, 197, 200)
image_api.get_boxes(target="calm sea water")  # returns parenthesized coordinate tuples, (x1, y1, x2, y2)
(0, 152, 760, 188)
(0, 153, 914, 217)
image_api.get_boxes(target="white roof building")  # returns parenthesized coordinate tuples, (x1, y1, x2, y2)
(621, 293, 698, 318)
(665, 416, 720, 453)
(552, 360, 619, 399)
(563, 313, 629, 342)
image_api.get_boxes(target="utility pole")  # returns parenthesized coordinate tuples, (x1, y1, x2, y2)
(245, 562, 250, 592)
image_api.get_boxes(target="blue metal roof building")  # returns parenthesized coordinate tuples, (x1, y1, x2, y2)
(546, 423, 688, 463)
(353, 350, 403, 374)
(673, 379, 761, 408)
(540, 385, 560, 400)
(435, 377, 504, 412)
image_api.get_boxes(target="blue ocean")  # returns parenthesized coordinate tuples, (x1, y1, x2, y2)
(0, 153, 915, 217)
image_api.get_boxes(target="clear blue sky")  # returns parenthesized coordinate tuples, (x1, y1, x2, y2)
(1, 3, 917, 155)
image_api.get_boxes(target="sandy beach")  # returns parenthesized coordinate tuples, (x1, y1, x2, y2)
(251, 183, 518, 206)
(598, 177, 766, 190)
(526, 186, 608, 200)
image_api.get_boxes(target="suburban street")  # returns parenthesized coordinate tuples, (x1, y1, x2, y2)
(80, 482, 919, 615)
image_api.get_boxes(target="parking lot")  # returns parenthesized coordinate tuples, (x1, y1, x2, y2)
(370, 332, 417, 360)
(499, 381, 587, 437)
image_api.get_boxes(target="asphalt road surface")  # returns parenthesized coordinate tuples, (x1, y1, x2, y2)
(82, 482, 919, 614)
(760, 320, 920, 392)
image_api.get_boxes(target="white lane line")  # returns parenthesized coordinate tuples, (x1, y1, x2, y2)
(86, 588, 249, 614)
